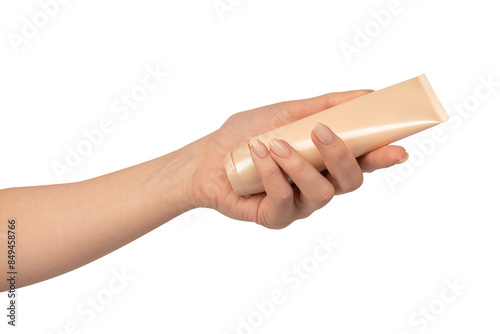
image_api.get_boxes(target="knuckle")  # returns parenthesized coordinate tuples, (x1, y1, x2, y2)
(350, 173, 364, 191)
(297, 209, 314, 221)
(316, 185, 335, 207)
(335, 146, 352, 161)
(289, 155, 309, 175)
(261, 165, 283, 181)
(259, 213, 294, 230)
(269, 220, 293, 230)
(272, 188, 293, 205)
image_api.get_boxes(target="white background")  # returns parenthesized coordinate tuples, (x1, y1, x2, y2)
(1, 0, 499, 333)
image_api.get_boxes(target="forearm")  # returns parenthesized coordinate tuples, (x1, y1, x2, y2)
(0, 137, 205, 291)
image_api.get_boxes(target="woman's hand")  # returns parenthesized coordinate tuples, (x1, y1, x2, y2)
(187, 90, 408, 229)
(0, 90, 409, 290)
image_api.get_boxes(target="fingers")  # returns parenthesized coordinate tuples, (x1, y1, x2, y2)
(311, 122, 364, 195)
(248, 124, 407, 229)
(249, 139, 296, 228)
(268, 139, 335, 213)
(357, 145, 409, 173)
(249, 138, 335, 228)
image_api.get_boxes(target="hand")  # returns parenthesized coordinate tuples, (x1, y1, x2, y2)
(187, 90, 408, 229)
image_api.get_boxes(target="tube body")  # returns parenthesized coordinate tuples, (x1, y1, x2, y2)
(224, 74, 449, 195)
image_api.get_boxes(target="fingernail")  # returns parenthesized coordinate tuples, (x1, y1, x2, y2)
(251, 139, 268, 159)
(397, 152, 409, 164)
(313, 122, 334, 145)
(269, 139, 290, 158)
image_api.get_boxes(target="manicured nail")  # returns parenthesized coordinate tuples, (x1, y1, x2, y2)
(397, 152, 409, 164)
(313, 122, 334, 145)
(269, 139, 290, 158)
(251, 139, 268, 159)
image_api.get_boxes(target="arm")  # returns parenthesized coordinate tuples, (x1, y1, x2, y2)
(0, 90, 408, 291)
(0, 137, 204, 291)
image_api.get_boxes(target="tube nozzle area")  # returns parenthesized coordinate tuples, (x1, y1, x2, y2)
(223, 153, 247, 196)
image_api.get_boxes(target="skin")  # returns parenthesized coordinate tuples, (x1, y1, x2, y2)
(0, 90, 408, 291)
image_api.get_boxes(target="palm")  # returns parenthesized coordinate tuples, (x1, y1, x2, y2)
(193, 103, 286, 222)
(192, 91, 370, 223)
(190, 90, 407, 228)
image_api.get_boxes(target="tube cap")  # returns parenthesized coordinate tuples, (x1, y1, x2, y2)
(223, 153, 246, 196)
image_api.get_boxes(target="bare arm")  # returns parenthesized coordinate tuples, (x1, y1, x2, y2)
(0, 91, 408, 291)
(0, 137, 204, 291)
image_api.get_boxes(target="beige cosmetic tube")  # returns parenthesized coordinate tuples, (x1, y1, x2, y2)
(224, 74, 448, 196)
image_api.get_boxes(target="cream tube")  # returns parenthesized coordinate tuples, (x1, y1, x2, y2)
(224, 74, 448, 196)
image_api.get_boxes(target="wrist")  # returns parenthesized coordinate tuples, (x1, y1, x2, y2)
(161, 132, 217, 213)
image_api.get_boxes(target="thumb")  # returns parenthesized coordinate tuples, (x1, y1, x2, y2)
(326, 89, 374, 107)
(282, 89, 374, 120)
